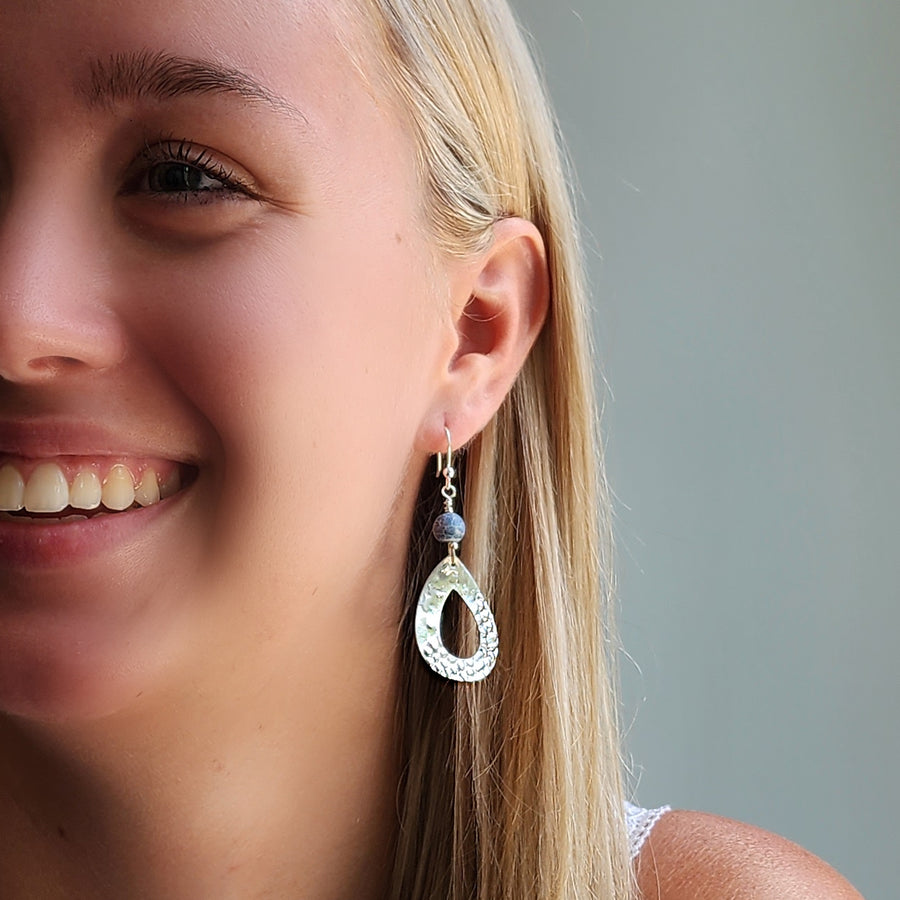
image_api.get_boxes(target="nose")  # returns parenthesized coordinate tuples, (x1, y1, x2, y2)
(0, 180, 126, 384)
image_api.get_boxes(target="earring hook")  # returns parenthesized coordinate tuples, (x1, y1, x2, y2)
(436, 427, 453, 476)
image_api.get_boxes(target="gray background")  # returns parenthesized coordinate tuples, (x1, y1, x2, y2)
(510, 2, 898, 897)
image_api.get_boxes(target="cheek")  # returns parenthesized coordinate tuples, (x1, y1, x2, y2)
(127, 221, 435, 417)
(121, 217, 442, 593)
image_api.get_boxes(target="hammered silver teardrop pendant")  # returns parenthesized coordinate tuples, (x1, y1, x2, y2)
(415, 555, 499, 682)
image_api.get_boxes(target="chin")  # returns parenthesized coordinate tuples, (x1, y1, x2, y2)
(0, 621, 168, 725)
(0, 571, 197, 725)
(0, 560, 199, 727)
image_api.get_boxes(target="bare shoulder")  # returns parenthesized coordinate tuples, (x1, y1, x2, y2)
(634, 809, 864, 900)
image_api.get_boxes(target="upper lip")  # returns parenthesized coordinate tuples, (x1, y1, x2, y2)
(0, 417, 196, 463)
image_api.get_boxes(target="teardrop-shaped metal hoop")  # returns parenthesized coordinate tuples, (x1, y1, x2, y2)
(415, 556, 499, 682)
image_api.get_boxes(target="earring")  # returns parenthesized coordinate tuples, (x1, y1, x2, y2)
(415, 428, 499, 682)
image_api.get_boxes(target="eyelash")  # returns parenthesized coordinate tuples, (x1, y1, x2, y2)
(127, 137, 257, 203)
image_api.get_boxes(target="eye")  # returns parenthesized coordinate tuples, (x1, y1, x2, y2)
(123, 138, 257, 204)
(147, 162, 224, 194)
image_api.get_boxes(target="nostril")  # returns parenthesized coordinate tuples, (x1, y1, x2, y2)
(0, 294, 128, 381)
(26, 356, 85, 376)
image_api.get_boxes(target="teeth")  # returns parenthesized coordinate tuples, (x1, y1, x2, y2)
(70, 470, 103, 510)
(134, 469, 160, 507)
(0, 460, 182, 517)
(23, 463, 70, 513)
(101, 464, 136, 511)
(0, 464, 25, 511)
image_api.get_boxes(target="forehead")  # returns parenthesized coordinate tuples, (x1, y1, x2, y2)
(3, 0, 343, 51)
(0, 0, 377, 129)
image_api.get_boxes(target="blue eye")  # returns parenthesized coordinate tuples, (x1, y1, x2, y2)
(126, 139, 254, 202)
(146, 162, 227, 193)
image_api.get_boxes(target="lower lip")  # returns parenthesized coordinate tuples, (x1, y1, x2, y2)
(0, 493, 187, 568)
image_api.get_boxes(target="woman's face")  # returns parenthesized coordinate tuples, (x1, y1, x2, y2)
(0, 0, 454, 721)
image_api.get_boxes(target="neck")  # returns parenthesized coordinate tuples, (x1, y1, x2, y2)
(0, 647, 399, 900)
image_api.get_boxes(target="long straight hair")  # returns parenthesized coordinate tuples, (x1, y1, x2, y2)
(352, 1, 634, 896)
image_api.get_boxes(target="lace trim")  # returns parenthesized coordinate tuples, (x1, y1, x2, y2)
(625, 801, 671, 860)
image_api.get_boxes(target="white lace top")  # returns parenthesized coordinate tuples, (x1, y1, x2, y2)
(625, 801, 671, 860)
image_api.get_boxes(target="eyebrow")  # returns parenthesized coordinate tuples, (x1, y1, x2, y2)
(83, 50, 308, 127)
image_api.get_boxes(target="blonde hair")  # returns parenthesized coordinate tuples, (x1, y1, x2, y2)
(351, 1, 634, 896)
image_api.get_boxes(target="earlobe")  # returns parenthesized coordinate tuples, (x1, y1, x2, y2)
(422, 217, 549, 453)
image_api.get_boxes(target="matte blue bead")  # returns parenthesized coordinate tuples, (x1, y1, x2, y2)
(432, 512, 466, 543)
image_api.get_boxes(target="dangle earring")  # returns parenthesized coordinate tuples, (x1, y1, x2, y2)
(415, 429, 499, 682)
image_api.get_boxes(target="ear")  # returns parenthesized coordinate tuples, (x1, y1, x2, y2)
(419, 217, 549, 453)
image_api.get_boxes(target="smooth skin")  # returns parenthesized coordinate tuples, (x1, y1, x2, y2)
(0, 0, 864, 897)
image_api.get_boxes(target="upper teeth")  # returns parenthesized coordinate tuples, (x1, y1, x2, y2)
(0, 462, 181, 514)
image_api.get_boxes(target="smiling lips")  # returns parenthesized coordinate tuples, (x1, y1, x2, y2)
(0, 458, 184, 519)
